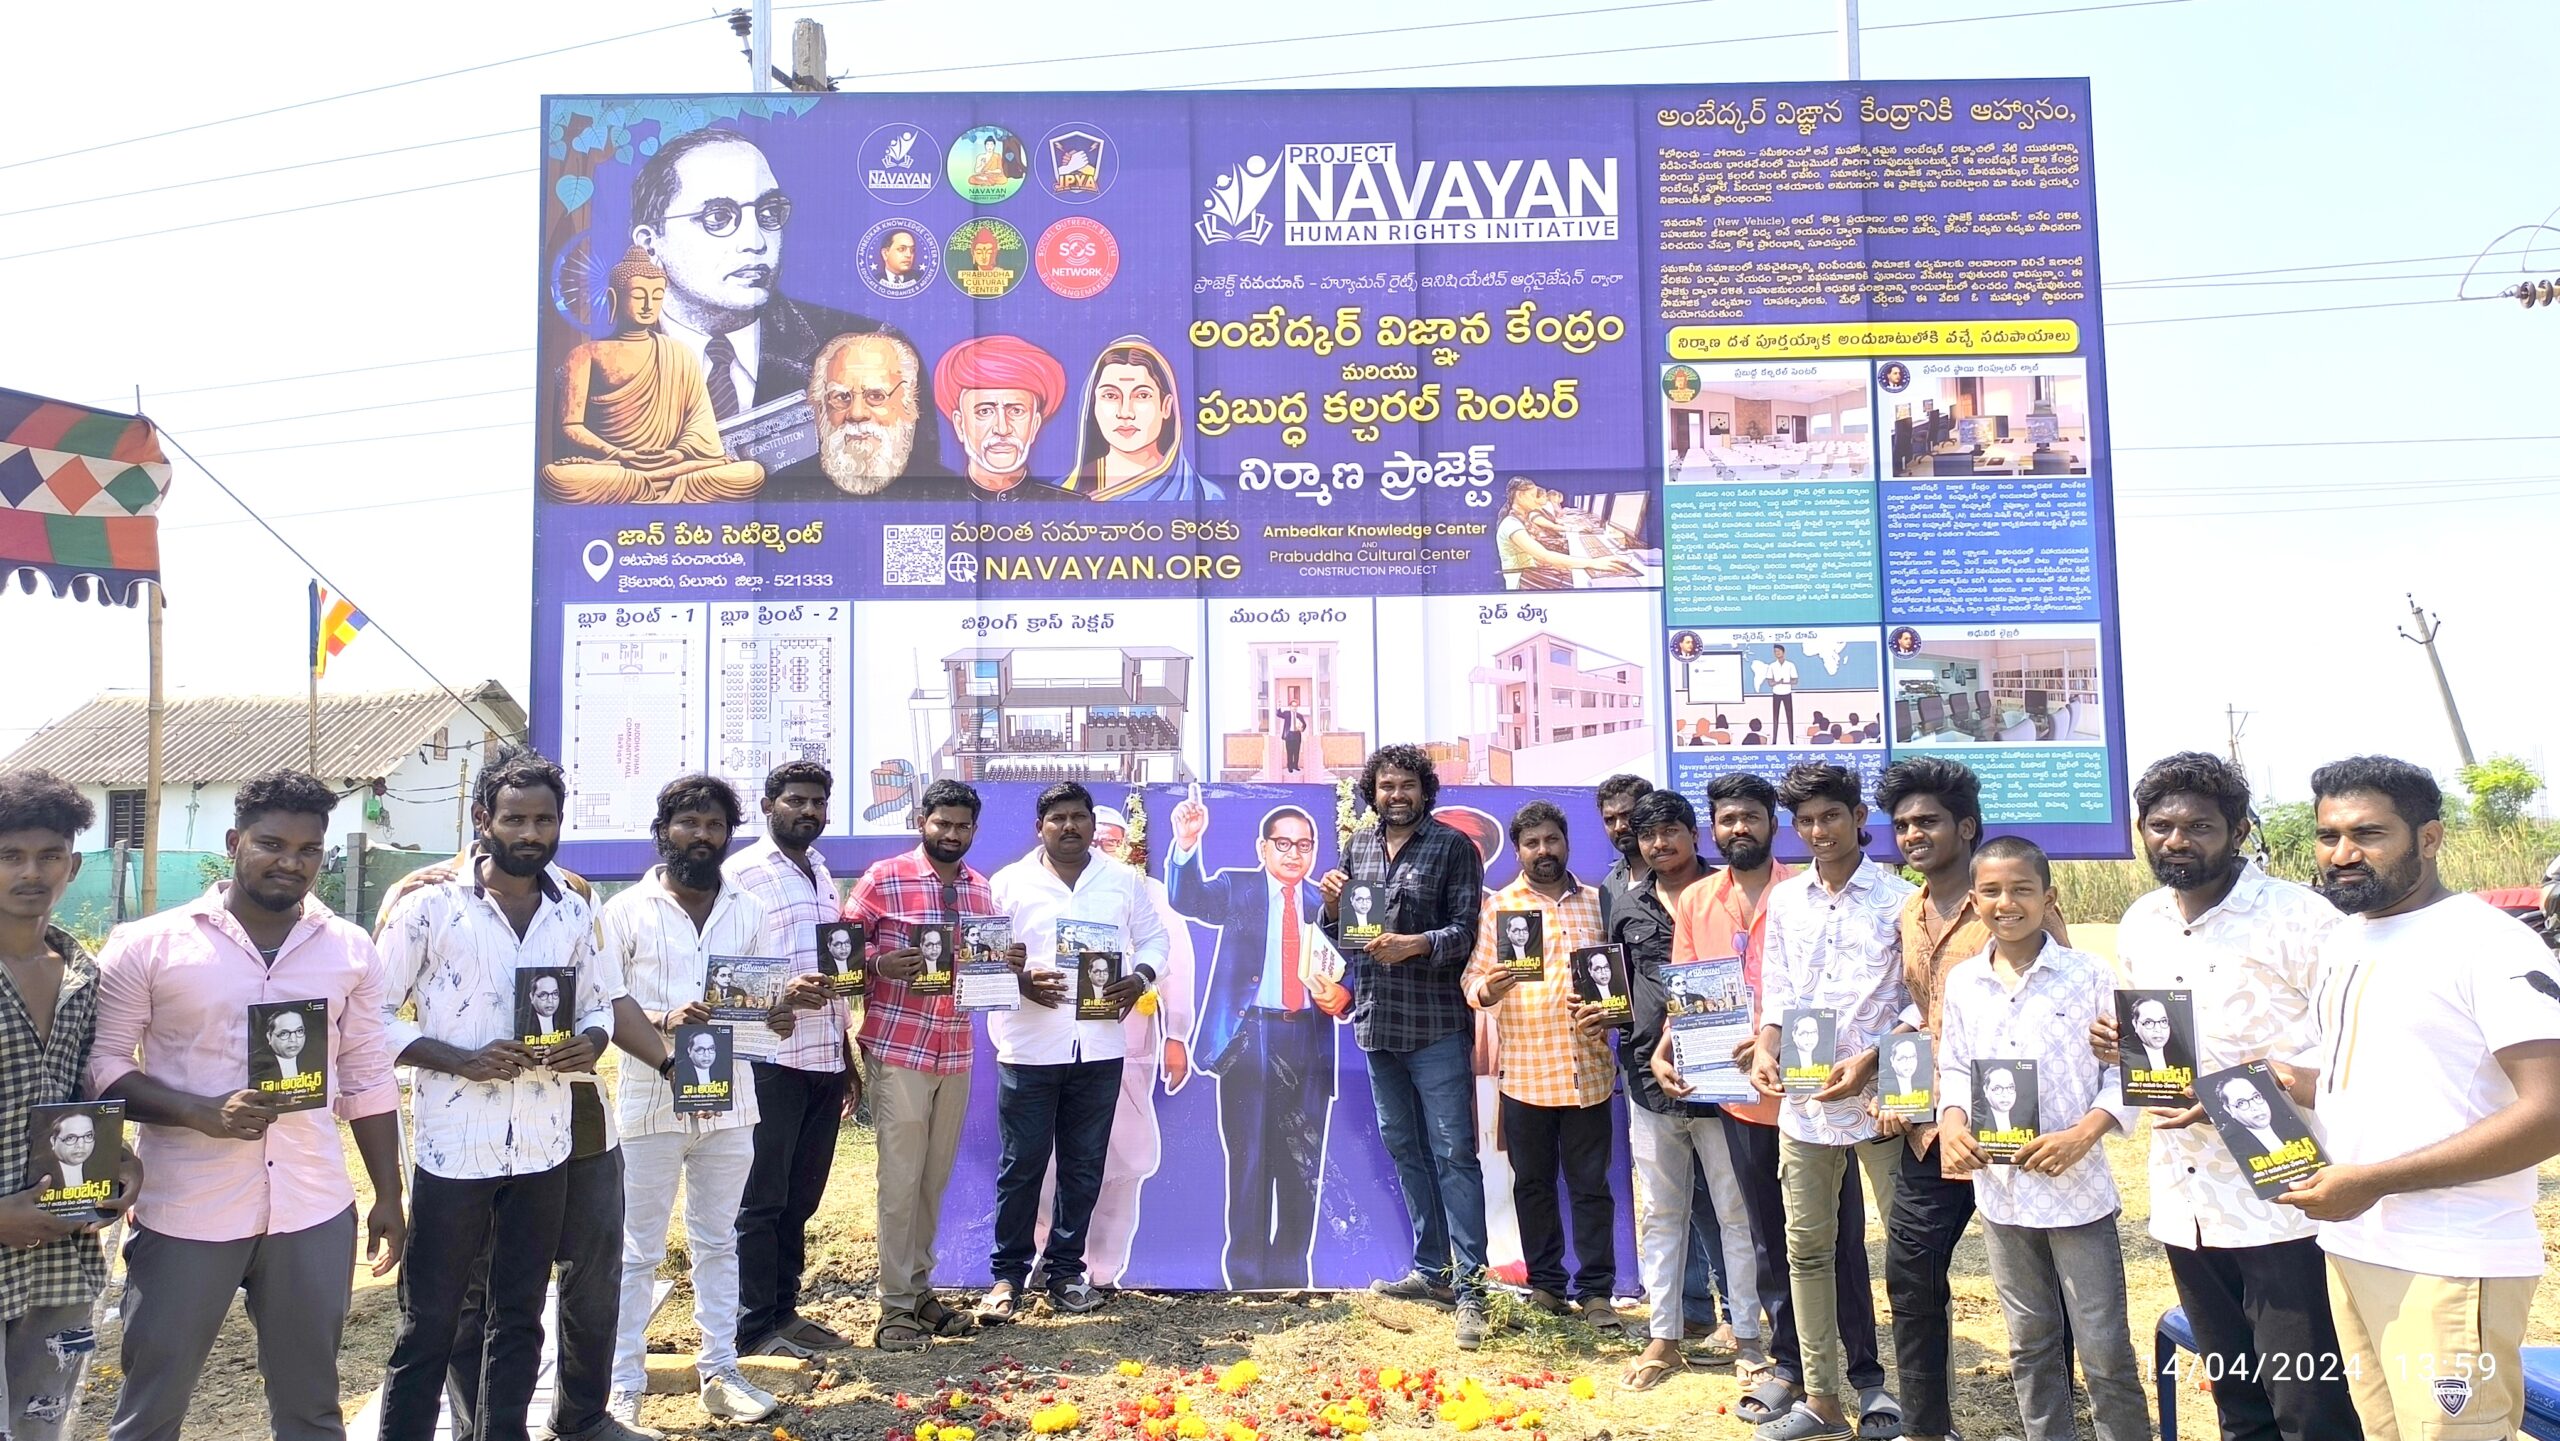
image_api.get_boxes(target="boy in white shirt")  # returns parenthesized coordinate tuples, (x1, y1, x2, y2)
(2275, 756, 2560, 1441)
(1936, 837, 2149, 1441)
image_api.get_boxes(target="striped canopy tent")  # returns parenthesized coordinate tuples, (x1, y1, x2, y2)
(0, 386, 169, 606)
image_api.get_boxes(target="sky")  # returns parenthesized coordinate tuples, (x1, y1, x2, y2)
(3, 0, 2554, 820)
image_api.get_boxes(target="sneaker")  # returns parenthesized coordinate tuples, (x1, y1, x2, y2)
(603, 1392, 662, 1441)
(1369, 1270, 1457, 1305)
(572, 1414, 665, 1441)
(745, 1328, 816, 1359)
(1454, 1299, 1489, 1351)
(700, 1367, 780, 1423)
(1051, 1278, 1108, 1314)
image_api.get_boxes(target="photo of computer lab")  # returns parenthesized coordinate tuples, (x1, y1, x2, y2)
(1888, 365, 2093, 479)
(1890, 634, 2103, 746)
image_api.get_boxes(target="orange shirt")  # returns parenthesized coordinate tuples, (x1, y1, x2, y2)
(1671, 861, 1796, 1127)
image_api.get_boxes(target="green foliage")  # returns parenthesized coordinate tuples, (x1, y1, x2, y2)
(2459, 754, 2544, 831)
(190, 853, 344, 910)
(2255, 801, 2317, 882)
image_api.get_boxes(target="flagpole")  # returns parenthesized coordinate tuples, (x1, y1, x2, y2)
(140, 580, 165, 915)
(307, 582, 321, 774)
(308, 662, 319, 774)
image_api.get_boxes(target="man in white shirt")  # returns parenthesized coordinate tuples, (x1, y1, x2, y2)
(1762, 644, 1799, 745)
(980, 782, 1169, 1321)
(723, 761, 858, 1361)
(2275, 756, 2560, 1441)
(1749, 763, 1914, 1441)
(2092, 752, 2357, 1441)
(377, 757, 619, 1441)
(601, 776, 826, 1426)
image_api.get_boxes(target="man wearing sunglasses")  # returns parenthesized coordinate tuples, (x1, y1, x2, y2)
(629, 127, 939, 489)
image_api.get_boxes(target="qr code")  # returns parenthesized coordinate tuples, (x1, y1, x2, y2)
(883, 524, 946, 586)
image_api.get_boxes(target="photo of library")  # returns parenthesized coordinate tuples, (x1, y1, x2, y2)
(1889, 629, 2104, 745)
(1885, 360, 2093, 479)
(1661, 363, 1875, 484)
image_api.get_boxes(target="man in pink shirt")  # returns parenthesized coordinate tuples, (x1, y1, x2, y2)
(90, 771, 405, 1441)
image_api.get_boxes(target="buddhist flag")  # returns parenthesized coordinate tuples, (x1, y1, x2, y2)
(310, 581, 368, 677)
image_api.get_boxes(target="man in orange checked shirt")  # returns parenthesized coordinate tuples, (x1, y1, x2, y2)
(1873, 757, 2067, 1441)
(1462, 801, 1616, 1333)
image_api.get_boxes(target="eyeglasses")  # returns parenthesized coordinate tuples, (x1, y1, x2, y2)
(663, 194, 792, 237)
(825, 379, 908, 413)
(1263, 837, 1317, 856)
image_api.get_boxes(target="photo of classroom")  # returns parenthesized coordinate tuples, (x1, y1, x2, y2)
(1661, 363, 1874, 484)
(1886, 360, 2093, 479)
(1890, 629, 2104, 746)
(1666, 629, 1887, 750)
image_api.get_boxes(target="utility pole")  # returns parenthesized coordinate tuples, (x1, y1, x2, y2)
(1838, 0, 1862, 81)
(2398, 593, 2476, 768)
(2225, 703, 2249, 768)
(789, 19, 832, 91)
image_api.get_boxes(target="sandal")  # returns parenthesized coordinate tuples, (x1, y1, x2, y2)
(1855, 1388, 1906, 1440)
(872, 1317, 930, 1353)
(1736, 1375, 1803, 1426)
(917, 1295, 975, 1338)
(1620, 1353, 1687, 1392)
(974, 1281, 1018, 1326)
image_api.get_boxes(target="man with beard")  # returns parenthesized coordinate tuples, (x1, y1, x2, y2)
(2271, 757, 2560, 1441)
(848, 780, 996, 1351)
(1320, 746, 1488, 1349)
(1464, 802, 1615, 1325)
(1619, 787, 1760, 1387)
(1874, 755, 2068, 1441)
(2090, 752, 2359, 1441)
(372, 751, 671, 1441)
(375, 751, 624, 1441)
(723, 762, 855, 1360)
(1166, 793, 1351, 1291)
(600, 776, 793, 1425)
(791, 332, 925, 500)
(96, 771, 405, 1441)
(933, 335, 1074, 502)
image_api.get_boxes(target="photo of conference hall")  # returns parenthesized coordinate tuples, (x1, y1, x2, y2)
(1661, 362, 1875, 484)
(1885, 359, 2094, 479)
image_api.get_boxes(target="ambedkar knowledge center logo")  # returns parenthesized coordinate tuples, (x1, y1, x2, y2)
(1196, 156, 1277, 245)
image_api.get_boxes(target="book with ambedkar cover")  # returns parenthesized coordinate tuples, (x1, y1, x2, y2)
(1971, 1058, 2039, 1164)
(247, 998, 330, 1113)
(28, 1100, 123, 1217)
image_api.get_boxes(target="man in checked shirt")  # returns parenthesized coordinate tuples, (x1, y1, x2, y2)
(847, 779, 996, 1352)
(1462, 801, 1617, 1331)
(1319, 745, 1488, 1351)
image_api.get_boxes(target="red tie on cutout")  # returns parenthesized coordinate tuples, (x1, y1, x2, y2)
(1281, 892, 1306, 1010)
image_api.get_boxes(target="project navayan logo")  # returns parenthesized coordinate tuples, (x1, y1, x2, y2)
(1196, 143, 1620, 248)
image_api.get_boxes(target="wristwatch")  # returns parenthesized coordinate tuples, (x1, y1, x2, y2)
(656, 1054, 677, 1078)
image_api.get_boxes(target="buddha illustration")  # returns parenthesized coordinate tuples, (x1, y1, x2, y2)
(540, 246, 765, 504)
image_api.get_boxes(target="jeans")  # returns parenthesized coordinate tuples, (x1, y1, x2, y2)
(1981, 1214, 2151, 1441)
(381, 1167, 570, 1441)
(447, 1148, 625, 1441)
(1629, 1107, 1760, 1343)
(1775, 1133, 1900, 1402)
(1500, 1093, 1615, 1303)
(2163, 1237, 2364, 1441)
(1365, 1029, 1489, 1302)
(615, 1127, 755, 1392)
(0, 1303, 95, 1441)
(110, 1208, 358, 1441)
(990, 1059, 1123, 1291)
(1724, 1120, 1884, 1391)
(736, 1061, 850, 1345)
(1684, 1162, 1729, 1329)
(1886, 1135, 1975, 1437)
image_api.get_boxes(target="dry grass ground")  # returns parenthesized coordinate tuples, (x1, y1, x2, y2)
(69, 920, 2560, 1439)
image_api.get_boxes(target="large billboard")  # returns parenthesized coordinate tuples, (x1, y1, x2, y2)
(530, 83, 2121, 1288)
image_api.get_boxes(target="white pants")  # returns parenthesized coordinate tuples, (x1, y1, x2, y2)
(1629, 1106, 1763, 1342)
(1033, 1059, 1162, 1287)
(615, 1127, 755, 1391)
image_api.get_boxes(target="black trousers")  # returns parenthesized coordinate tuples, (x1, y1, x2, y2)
(446, 1147, 624, 1441)
(737, 1060, 851, 1345)
(991, 1059, 1123, 1289)
(1500, 1093, 1616, 1303)
(1218, 1012, 1332, 1290)
(380, 1163, 568, 1441)
(2164, 1236, 2364, 1441)
(1723, 1117, 1882, 1390)
(1885, 1136, 1975, 1437)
